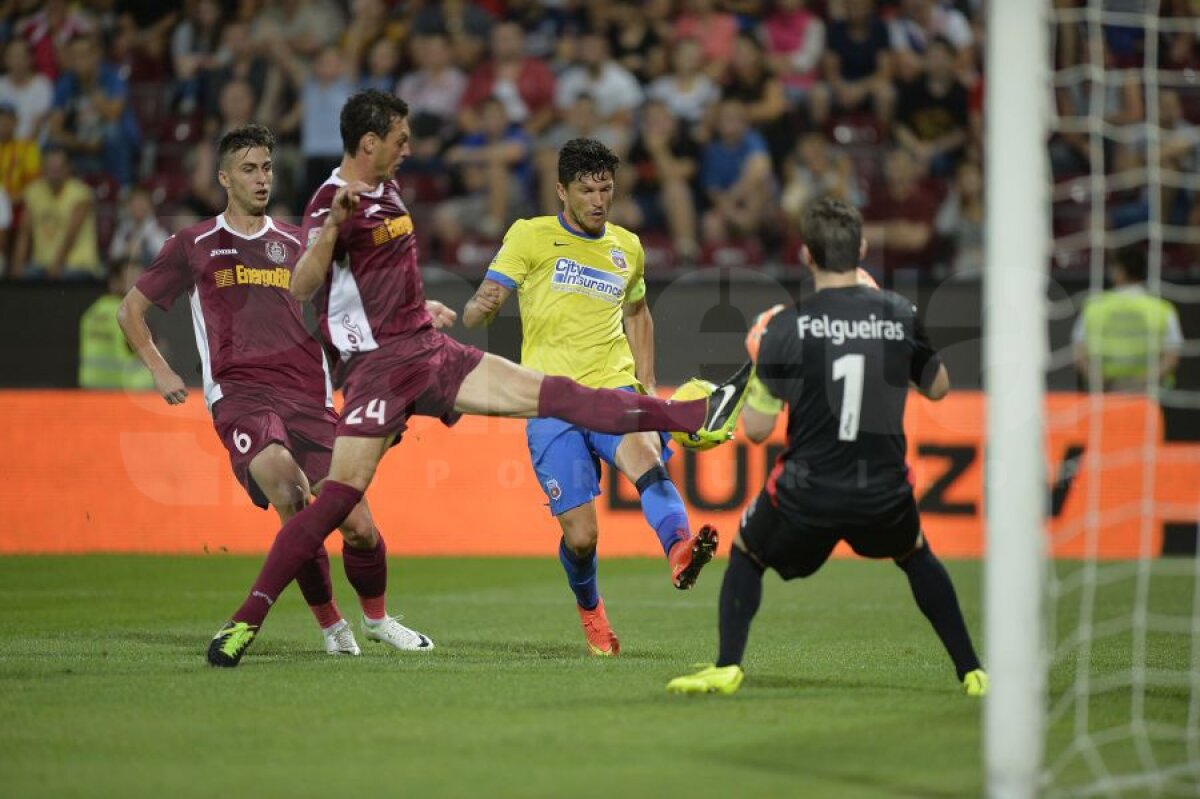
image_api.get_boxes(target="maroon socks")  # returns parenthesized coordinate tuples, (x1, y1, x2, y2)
(537, 376, 705, 434)
(294, 545, 334, 607)
(233, 480, 364, 628)
(344, 533, 389, 620)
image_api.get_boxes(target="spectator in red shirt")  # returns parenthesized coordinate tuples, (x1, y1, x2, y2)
(460, 22, 557, 137)
(760, 0, 826, 107)
(674, 0, 739, 80)
(15, 0, 94, 80)
(864, 147, 941, 272)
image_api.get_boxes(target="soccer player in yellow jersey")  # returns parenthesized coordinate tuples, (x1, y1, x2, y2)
(464, 138, 719, 655)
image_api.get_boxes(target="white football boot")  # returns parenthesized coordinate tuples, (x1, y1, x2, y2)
(362, 615, 434, 651)
(323, 619, 362, 656)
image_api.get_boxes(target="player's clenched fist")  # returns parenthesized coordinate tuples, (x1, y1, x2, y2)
(425, 299, 457, 330)
(152, 366, 188, 405)
(329, 180, 372, 225)
(745, 304, 785, 362)
(471, 281, 504, 315)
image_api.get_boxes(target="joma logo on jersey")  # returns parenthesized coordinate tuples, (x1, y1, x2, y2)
(370, 215, 415, 246)
(210, 248, 238, 256)
(551, 258, 624, 303)
(796, 314, 905, 345)
(214, 264, 292, 289)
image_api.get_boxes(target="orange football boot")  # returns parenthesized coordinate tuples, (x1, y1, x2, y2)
(577, 599, 620, 656)
(669, 525, 719, 590)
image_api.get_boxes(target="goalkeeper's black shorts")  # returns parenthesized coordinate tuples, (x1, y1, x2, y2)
(738, 489, 922, 580)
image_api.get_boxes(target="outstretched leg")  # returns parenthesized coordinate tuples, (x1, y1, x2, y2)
(453, 353, 750, 441)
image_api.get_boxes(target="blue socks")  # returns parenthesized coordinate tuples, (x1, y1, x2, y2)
(636, 465, 689, 555)
(558, 536, 600, 610)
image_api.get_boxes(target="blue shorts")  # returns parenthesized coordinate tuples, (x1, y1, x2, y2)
(526, 388, 673, 517)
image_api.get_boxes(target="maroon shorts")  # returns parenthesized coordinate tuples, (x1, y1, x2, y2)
(212, 392, 338, 509)
(337, 328, 485, 441)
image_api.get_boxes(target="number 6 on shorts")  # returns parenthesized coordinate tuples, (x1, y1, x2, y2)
(345, 398, 387, 425)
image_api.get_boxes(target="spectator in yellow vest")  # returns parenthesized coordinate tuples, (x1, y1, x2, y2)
(78, 259, 156, 390)
(11, 145, 101, 280)
(1073, 246, 1183, 392)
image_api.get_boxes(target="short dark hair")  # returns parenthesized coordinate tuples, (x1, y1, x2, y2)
(217, 123, 275, 167)
(1114, 245, 1148, 282)
(557, 138, 619, 187)
(801, 197, 863, 273)
(341, 89, 409, 156)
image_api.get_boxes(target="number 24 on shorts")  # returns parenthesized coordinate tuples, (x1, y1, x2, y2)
(345, 399, 387, 425)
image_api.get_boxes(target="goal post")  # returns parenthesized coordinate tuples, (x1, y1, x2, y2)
(983, 0, 1051, 797)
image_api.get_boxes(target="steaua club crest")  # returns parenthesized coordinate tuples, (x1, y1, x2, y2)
(610, 248, 627, 270)
(546, 479, 562, 501)
(265, 240, 288, 264)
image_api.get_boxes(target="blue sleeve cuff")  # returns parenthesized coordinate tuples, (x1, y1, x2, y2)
(485, 269, 519, 291)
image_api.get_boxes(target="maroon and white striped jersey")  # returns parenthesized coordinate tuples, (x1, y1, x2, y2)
(300, 169, 434, 362)
(136, 214, 333, 409)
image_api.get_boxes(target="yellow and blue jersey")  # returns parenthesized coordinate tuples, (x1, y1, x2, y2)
(486, 213, 647, 390)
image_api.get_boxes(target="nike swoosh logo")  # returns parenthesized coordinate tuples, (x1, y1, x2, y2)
(553, 242, 569, 247)
(310, 208, 330, 218)
(709, 385, 737, 424)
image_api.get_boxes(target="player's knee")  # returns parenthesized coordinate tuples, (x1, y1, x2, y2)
(268, 481, 308, 513)
(339, 509, 379, 549)
(562, 523, 599, 556)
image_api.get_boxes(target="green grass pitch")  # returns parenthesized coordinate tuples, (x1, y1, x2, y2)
(0, 556, 1192, 798)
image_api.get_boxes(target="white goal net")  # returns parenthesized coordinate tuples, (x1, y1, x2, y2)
(987, 1, 1200, 797)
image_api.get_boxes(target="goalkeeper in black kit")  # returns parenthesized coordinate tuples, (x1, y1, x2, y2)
(668, 197, 988, 697)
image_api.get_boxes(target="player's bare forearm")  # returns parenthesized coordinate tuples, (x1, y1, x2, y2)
(463, 279, 511, 329)
(117, 288, 188, 404)
(292, 219, 338, 302)
(623, 299, 657, 393)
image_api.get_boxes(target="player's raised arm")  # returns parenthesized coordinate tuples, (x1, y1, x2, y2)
(462, 278, 512, 328)
(622, 297, 657, 395)
(116, 287, 188, 405)
(292, 181, 370, 302)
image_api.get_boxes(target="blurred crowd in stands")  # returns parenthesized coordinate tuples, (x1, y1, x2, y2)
(0, 0, 1198, 283)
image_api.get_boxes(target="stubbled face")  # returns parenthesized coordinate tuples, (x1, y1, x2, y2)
(220, 145, 273, 215)
(369, 116, 411, 180)
(558, 171, 615, 236)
